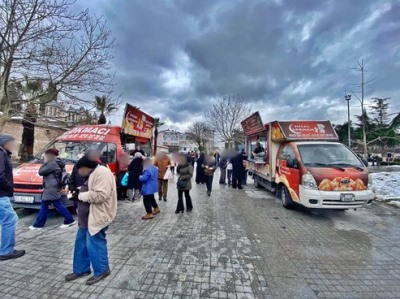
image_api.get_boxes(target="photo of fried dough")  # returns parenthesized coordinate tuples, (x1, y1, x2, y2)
(318, 177, 366, 191)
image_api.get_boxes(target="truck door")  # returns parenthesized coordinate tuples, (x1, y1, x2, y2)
(277, 143, 300, 201)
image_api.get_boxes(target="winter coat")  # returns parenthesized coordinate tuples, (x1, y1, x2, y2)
(232, 153, 245, 180)
(68, 164, 86, 192)
(154, 157, 171, 179)
(195, 154, 206, 184)
(128, 157, 143, 189)
(78, 165, 117, 236)
(139, 165, 158, 195)
(39, 159, 65, 201)
(219, 159, 227, 169)
(177, 164, 193, 191)
(0, 147, 14, 197)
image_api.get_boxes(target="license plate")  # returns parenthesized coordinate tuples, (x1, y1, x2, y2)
(14, 196, 35, 204)
(340, 194, 355, 202)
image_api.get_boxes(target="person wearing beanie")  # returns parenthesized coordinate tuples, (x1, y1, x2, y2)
(65, 155, 117, 286)
(29, 148, 76, 230)
(0, 135, 26, 261)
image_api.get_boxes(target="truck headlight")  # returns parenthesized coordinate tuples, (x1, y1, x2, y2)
(302, 173, 318, 190)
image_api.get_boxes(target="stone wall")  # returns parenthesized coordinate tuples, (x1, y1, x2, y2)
(2, 120, 67, 157)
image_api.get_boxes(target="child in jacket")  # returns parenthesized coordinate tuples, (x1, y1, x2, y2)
(139, 158, 160, 220)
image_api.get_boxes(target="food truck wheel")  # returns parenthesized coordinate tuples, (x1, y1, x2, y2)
(281, 186, 293, 209)
(253, 175, 261, 188)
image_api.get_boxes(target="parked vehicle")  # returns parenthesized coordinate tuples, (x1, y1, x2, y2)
(242, 112, 375, 210)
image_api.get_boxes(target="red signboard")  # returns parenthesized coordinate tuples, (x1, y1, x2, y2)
(241, 112, 265, 136)
(57, 126, 117, 142)
(277, 121, 338, 141)
(121, 104, 155, 139)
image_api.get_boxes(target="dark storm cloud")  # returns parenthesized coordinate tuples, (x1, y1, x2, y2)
(80, 0, 400, 129)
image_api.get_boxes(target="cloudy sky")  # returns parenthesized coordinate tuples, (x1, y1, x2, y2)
(77, 0, 400, 131)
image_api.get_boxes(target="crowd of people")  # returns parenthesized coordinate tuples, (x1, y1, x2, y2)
(0, 133, 247, 286)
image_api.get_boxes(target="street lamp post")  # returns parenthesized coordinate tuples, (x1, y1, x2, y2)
(345, 93, 352, 147)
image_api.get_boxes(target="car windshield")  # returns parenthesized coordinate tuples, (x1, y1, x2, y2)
(298, 143, 364, 168)
(33, 141, 107, 163)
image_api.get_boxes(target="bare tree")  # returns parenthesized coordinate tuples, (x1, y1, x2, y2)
(186, 122, 212, 152)
(0, 0, 115, 132)
(349, 59, 375, 157)
(206, 95, 251, 148)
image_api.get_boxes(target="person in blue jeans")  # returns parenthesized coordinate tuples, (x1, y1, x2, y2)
(65, 156, 117, 285)
(0, 135, 25, 261)
(29, 148, 76, 230)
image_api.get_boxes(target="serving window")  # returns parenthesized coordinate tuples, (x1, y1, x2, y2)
(247, 133, 268, 162)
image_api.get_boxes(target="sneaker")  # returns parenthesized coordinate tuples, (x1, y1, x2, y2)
(159, 197, 162, 201)
(207, 191, 211, 196)
(175, 210, 184, 214)
(142, 213, 154, 220)
(60, 221, 77, 229)
(0, 250, 26, 261)
(65, 271, 92, 282)
(163, 198, 167, 202)
(86, 269, 111, 285)
(152, 207, 161, 215)
(29, 225, 43, 230)
(186, 209, 193, 213)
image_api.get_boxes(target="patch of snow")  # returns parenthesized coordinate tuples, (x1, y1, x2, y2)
(388, 201, 400, 208)
(370, 171, 400, 201)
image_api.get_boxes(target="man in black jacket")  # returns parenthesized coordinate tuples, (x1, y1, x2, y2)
(0, 135, 25, 261)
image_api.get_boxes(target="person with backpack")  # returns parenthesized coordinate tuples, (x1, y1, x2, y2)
(29, 148, 76, 230)
(139, 158, 160, 220)
(0, 135, 25, 261)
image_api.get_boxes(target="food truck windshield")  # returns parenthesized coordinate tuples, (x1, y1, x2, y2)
(297, 143, 364, 168)
(32, 140, 116, 164)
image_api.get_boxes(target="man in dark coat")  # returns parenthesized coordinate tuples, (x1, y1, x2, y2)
(195, 153, 206, 184)
(127, 152, 144, 201)
(231, 152, 245, 189)
(0, 135, 25, 261)
(29, 148, 76, 229)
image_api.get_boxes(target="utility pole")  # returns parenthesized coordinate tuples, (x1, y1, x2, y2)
(350, 59, 368, 157)
(345, 92, 351, 147)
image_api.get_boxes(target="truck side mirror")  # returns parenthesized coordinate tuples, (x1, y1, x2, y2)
(287, 158, 298, 169)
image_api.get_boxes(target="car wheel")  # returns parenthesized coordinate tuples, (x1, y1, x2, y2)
(281, 186, 293, 209)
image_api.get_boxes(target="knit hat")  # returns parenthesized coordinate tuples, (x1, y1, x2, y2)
(0, 135, 15, 146)
(45, 148, 59, 156)
(76, 156, 99, 169)
(133, 152, 143, 159)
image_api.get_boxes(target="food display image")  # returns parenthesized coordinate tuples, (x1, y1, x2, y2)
(276, 174, 299, 201)
(272, 126, 284, 141)
(318, 177, 367, 191)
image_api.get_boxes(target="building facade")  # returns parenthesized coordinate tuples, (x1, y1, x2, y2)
(157, 129, 198, 153)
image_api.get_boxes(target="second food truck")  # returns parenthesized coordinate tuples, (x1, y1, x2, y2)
(242, 112, 375, 210)
(11, 104, 155, 209)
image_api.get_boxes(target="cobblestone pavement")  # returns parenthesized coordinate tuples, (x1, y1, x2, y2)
(1, 173, 400, 299)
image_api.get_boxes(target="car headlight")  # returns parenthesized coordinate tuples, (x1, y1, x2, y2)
(368, 174, 374, 190)
(302, 173, 318, 190)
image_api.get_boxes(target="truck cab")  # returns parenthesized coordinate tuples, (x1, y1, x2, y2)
(242, 113, 375, 210)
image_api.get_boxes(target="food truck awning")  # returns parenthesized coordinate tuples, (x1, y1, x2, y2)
(273, 121, 339, 141)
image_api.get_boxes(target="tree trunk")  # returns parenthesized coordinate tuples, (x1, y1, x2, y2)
(20, 104, 37, 162)
(153, 129, 158, 155)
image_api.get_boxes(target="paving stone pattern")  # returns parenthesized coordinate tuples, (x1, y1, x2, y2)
(1, 172, 400, 298)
